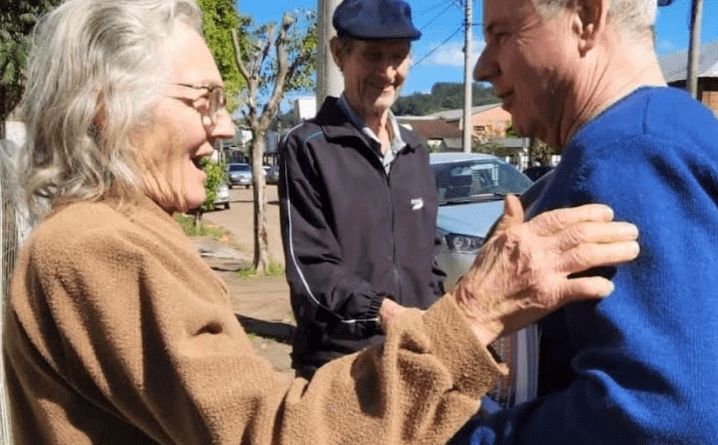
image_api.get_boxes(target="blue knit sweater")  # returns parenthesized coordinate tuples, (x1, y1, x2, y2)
(452, 87, 718, 444)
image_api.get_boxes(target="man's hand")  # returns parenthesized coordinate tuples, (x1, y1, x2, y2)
(453, 195, 640, 346)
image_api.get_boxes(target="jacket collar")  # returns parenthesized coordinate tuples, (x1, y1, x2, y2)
(315, 96, 422, 153)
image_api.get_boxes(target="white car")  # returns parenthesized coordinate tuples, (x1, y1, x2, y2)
(212, 181, 230, 210)
(431, 152, 537, 413)
(431, 152, 533, 288)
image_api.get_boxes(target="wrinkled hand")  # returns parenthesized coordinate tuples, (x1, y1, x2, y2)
(453, 195, 640, 346)
(378, 298, 411, 333)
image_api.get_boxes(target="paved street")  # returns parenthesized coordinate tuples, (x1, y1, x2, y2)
(203, 183, 286, 267)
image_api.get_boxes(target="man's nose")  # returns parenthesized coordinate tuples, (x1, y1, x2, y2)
(473, 46, 496, 82)
(376, 57, 398, 80)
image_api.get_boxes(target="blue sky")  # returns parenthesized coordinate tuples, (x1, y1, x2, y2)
(238, 0, 718, 99)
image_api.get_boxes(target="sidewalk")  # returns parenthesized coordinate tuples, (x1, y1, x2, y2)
(192, 237, 295, 379)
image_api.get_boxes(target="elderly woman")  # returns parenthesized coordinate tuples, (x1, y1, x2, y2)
(3, 0, 640, 444)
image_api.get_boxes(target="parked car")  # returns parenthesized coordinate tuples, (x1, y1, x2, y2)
(431, 152, 535, 413)
(211, 181, 230, 210)
(265, 165, 279, 184)
(227, 162, 252, 188)
(523, 164, 554, 181)
(430, 152, 533, 288)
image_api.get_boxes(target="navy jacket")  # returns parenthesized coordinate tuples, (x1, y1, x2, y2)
(279, 97, 445, 374)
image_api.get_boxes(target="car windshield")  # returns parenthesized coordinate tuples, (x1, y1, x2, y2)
(229, 164, 250, 172)
(432, 160, 532, 205)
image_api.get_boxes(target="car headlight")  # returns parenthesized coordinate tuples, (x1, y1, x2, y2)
(438, 229, 484, 253)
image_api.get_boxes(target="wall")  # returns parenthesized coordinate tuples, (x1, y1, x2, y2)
(470, 106, 512, 139)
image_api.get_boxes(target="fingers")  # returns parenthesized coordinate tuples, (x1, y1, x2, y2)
(560, 276, 616, 300)
(559, 240, 640, 274)
(493, 195, 524, 233)
(555, 221, 639, 251)
(528, 204, 615, 236)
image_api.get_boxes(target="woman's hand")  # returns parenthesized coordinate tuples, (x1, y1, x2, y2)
(453, 195, 640, 346)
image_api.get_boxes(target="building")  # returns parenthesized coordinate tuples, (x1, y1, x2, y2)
(659, 39, 718, 116)
(422, 103, 512, 142)
(396, 103, 512, 151)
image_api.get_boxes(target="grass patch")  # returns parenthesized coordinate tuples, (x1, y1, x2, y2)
(175, 213, 230, 242)
(266, 261, 285, 277)
(235, 260, 285, 279)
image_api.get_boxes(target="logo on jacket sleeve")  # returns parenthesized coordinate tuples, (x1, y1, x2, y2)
(411, 198, 424, 211)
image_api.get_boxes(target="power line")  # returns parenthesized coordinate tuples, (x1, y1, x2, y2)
(415, 1, 452, 18)
(420, 3, 455, 32)
(411, 26, 463, 68)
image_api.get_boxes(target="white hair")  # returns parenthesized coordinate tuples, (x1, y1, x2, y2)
(19, 0, 202, 213)
(533, 0, 657, 41)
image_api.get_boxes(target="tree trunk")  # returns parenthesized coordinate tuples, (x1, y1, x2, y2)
(193, 209, 202, 229)
(250, 133, 269, 274)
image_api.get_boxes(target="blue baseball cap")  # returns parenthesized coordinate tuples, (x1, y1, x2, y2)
(332, 0, 422, 41)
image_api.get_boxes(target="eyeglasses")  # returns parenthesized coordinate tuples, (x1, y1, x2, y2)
(169, 83, 227, 125)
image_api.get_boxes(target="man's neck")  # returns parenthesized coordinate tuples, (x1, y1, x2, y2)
(558, 39, 667, 147)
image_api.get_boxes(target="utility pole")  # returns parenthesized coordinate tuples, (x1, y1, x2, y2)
(687, 0, 703, 99)
(462, 0, 473, 153)
(317, 0, 343, 107)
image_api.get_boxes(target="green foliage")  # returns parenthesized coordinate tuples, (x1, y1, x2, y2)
(392, 82, 500, 116)
(0, 0, 63, 128)
(175, 213, 229, 241)
(235, 260, 285, 279)
(528, 138, 560, 165)
(200, 158, 227, 211)
(505, 125, 520, 138)
(196, 0, 246, 113)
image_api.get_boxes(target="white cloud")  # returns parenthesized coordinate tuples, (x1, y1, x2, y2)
(421, 39, 487, 68)
(656, 40, 682, 55)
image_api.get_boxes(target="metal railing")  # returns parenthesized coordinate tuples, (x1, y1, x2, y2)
(1, 140, 33, 445)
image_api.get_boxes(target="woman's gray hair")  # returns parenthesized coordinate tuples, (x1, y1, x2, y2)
(19, 0, 201, 214)
(533, 0, 657, 42)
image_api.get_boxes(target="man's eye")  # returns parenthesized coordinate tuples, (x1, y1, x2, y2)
(494, 32, 509, 44)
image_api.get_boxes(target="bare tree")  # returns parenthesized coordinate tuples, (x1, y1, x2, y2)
(231, 12, 315, 274)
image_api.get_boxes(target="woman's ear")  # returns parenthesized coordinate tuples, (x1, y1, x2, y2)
(93, 92, 107, 134)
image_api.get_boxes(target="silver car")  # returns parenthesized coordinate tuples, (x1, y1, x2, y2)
(430, 152, 535, 413)
(431, 152, 533, 288)
(227, 162, 252, 188)
(212, 182, 230, 210)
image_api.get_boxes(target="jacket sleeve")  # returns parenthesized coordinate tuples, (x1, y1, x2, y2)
(449, 137, 718, 445)
(4, 225, 506, 445)
(279, 130, 386, 338)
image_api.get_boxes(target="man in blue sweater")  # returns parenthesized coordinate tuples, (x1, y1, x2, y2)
(451, 0, 718, 443)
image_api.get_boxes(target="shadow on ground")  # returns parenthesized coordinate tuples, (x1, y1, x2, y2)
(236, 315, 295, 345)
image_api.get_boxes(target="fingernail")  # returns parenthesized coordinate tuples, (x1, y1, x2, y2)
(602, 282, 615, 297)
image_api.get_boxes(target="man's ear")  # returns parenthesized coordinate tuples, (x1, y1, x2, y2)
(329, 37, 344, 71)
(573, 0, 608, 55)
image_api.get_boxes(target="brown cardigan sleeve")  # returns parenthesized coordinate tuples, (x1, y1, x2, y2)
(3, 199, 506, 445)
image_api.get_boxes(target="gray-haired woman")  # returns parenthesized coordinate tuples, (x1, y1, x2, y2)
(2, 0, 639, 444)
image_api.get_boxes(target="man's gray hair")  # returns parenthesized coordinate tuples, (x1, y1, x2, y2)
(19, 0, 201, 213)
(533, 0, 657, 41)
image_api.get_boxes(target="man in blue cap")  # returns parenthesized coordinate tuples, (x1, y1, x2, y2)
(278, 0, 443, 379)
